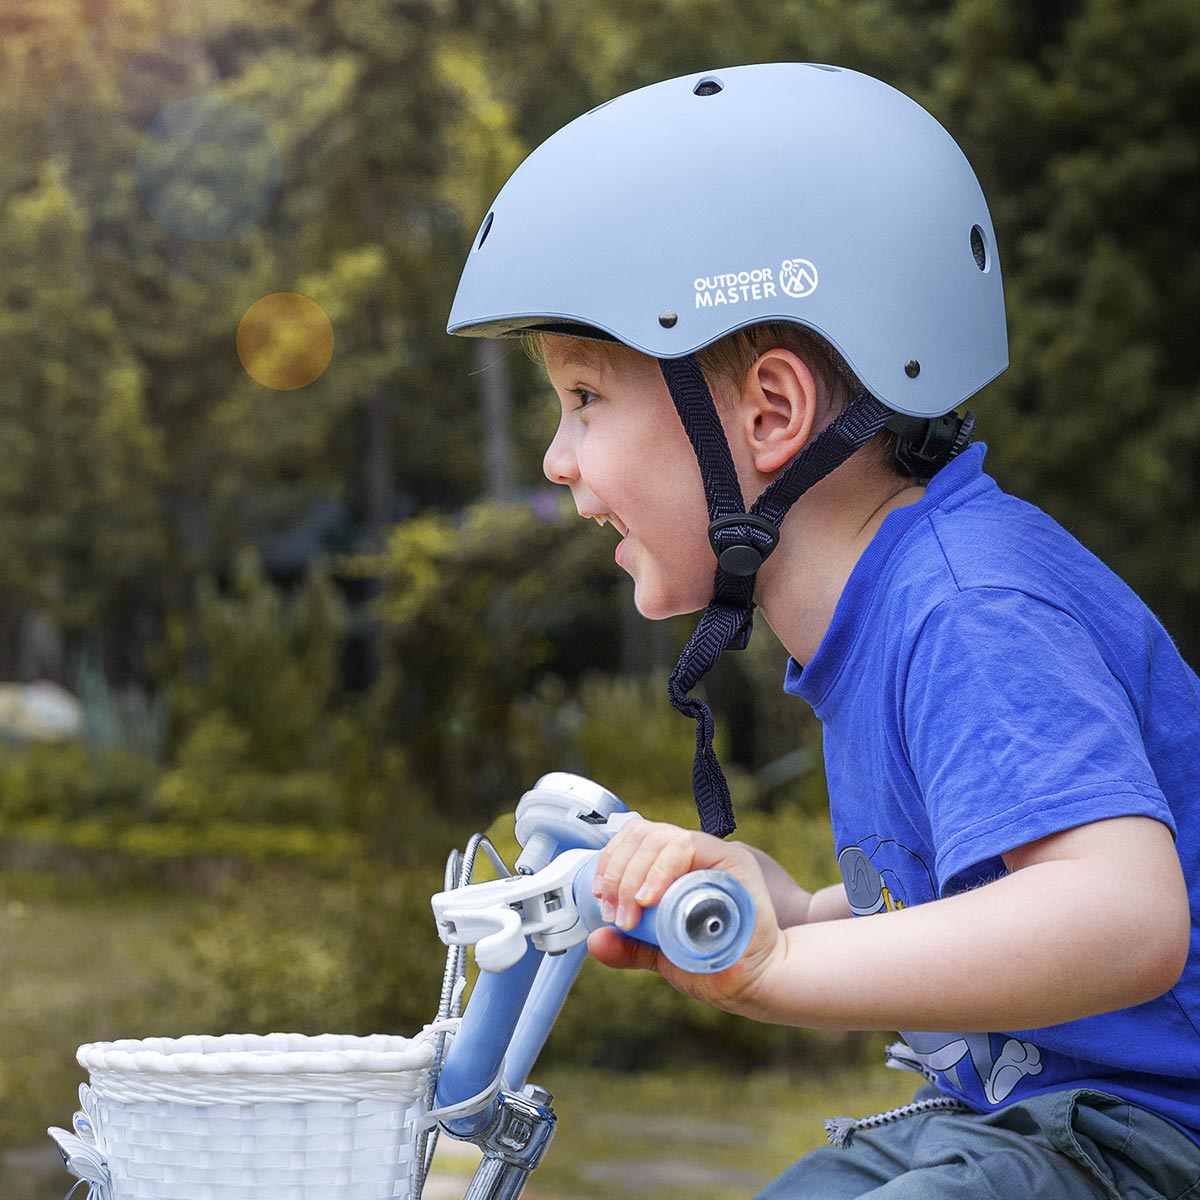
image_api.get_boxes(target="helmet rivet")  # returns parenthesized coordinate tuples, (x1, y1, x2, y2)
(659, 309, 678, 328)
(904, 359, 921, 378)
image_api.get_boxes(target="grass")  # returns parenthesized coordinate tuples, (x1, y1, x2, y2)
(0, 869, 207, 1197)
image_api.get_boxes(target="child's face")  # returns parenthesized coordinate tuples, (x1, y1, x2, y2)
(540, 337, 719, 619)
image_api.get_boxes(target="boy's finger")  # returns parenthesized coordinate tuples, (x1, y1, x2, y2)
(616, 828, 696, 920)
(592, 819, 648, 908)
(593, 816, 645, 879)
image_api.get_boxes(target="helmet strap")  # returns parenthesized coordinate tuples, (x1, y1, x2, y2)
(658, 355, 892, 836)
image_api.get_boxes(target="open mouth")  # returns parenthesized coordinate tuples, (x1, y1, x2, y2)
(593, 513, 629, 539)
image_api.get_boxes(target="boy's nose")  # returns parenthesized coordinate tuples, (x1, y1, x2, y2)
(542, 422, 578, 486)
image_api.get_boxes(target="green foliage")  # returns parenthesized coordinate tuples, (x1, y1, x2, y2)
(507, 674, 700, 813)
(435, 32, 528, 229)
(0, 738, 362, 871)
(364, 498, 623, 821)
(504, 658, 828, 823)
(160, 549, 350, 771)
(0, 742, 156, 826)
(153, 712, 345, 829)
(180, 863, 448, 1036)
(75, 650, 171, 760)
(360, 495, 825, 830)
(1, 557, 373, 870)
(142, 551, 374, 860)
(0, 162, 168, 631)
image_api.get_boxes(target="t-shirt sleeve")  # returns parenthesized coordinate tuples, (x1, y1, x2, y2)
(902, 587, 1176, 893)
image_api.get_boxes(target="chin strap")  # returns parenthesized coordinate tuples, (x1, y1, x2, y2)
(659, 355, 893, 837)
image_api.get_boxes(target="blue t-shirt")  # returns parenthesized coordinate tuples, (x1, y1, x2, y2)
(783, 444, 1200, 1141)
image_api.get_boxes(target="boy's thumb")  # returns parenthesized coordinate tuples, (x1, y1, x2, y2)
(587, 927, 661, 974)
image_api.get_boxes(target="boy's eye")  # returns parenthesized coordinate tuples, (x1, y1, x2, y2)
(570, 388, 598, 410)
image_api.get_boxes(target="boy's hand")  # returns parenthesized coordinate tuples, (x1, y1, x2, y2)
(587, 818, 786, 1014)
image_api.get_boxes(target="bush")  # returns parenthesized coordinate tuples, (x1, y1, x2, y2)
(151, 711, 348, 829)
(0, 742, 156, 826)
(157, 549, 350, 776)
(363, 499, 623, 823)
(179, 862, 449, 1036)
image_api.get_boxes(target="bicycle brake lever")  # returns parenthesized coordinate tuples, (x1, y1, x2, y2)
(432, 847, 598, 971)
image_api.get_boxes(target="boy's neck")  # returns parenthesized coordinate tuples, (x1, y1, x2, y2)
(754, 464, 926, 665)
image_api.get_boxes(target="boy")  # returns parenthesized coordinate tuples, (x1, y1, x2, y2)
(446, 64, 1199, 1197)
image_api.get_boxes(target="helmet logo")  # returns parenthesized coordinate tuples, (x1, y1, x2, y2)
(779, 258, 819, 299)
(693, 258, 819, 310)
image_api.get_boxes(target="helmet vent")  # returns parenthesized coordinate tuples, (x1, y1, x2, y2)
(970, 225, 987, 270)
(476, 211, 495, 251)
(693, 78, 723, 97)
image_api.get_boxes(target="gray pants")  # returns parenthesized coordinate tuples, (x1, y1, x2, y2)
(756, 1086, 1200, 1200)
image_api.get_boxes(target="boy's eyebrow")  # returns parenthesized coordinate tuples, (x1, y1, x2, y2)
(543, 338, 616, 376)
(555, 350, 607, 373)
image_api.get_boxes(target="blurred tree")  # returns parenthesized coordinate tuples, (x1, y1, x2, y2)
(0, 163, 167, 677)
(929, 0, 1200, 657)
(0, 0, 369, 683)
(434, 32, 528, 500)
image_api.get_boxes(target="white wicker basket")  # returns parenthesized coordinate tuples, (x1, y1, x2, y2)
(48, 1032, 437, 1200)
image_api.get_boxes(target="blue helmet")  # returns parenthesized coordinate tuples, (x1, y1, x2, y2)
(448, 62, 1006, 419)
(448, 64, 1009, 836)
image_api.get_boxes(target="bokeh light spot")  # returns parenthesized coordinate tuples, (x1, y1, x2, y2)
(237, 293, 335, 390)
(136, 96, 282, 242)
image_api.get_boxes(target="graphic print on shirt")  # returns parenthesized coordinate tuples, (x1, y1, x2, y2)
(837, 837, 937, 914)
(838, 836, 1045, 1106)
(894, 1031, 1044, 1105)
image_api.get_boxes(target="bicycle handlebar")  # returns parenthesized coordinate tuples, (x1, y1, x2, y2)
(434, 855, 754, 1129)
(429, 773, 756, 1141)
(572, 855, 755, 973)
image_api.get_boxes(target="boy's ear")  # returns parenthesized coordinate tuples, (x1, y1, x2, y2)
(736, 349, 819, 475)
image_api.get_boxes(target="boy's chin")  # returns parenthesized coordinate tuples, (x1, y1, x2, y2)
(631, 581, 708, 622)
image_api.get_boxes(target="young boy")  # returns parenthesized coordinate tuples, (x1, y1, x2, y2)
(446, 64, 1200, 1198)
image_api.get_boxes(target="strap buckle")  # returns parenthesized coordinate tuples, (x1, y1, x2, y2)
(707, 514, 780, 577)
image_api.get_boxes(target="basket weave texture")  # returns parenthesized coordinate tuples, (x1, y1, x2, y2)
(67, 1033, 434, 1200)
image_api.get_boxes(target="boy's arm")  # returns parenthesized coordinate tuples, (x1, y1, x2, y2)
(742, 845, 850, 927)
(589, 815, 1189, 1032)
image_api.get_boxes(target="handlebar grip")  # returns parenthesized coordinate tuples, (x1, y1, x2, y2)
(572, 860, 754, 973)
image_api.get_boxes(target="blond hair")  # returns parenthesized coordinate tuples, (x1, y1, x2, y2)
(522, 322, 863, 410)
